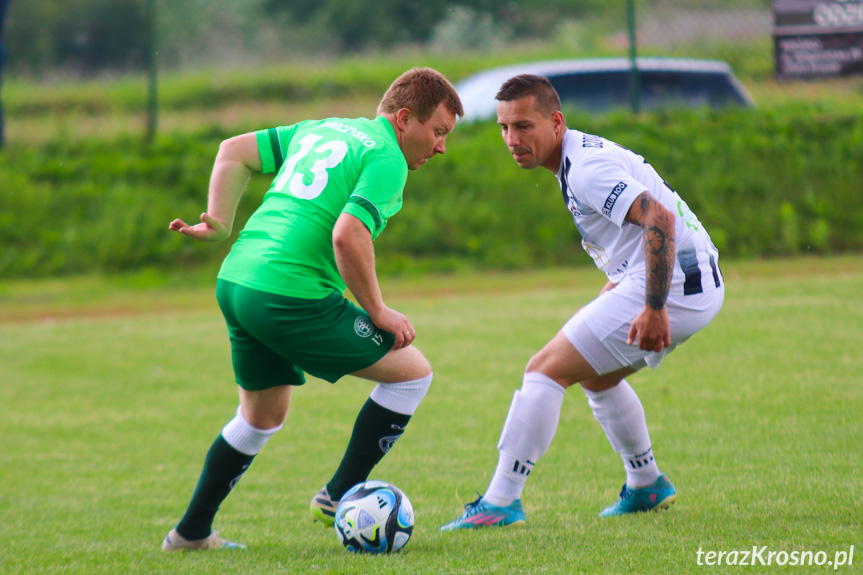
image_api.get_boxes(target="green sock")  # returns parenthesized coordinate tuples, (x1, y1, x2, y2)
(326, 399, 411, 500)
(175, 434, 255, 540)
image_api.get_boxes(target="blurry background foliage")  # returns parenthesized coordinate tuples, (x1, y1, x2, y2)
(1, 0, 861, 279)
(5, 0, 681, 72)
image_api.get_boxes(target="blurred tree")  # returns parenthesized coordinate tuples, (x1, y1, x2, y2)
(430, 5, 513, 53)
(3, 0, 693, 75)
(5, 0, 146, 74)
(264, 0, 443, 50)
(55, 0, 147, 73)
(455, 0, 621, 37)
(0, 0, 8, 147)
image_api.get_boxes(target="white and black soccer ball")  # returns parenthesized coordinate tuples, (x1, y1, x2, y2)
(334, 480, 414, 554)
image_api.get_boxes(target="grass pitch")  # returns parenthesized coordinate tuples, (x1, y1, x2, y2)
(1, 256, 860, 574)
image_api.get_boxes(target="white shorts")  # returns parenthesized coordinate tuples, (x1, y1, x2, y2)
(562, 277, 724, 375)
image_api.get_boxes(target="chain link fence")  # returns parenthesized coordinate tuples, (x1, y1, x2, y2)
(621, 0, 862, 109)
(3, 0, 862, 145)
(426, 1, 862, 112)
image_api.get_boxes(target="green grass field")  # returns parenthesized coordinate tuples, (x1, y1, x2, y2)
(1, 256, 861, 574)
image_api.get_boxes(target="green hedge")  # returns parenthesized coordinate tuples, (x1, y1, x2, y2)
(3, 53, 566, 117)
(1, 107, 861, 279)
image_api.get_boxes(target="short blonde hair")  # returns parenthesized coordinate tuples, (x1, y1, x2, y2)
(377, 67, 464, 122)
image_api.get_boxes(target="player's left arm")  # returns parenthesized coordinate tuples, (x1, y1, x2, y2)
(333, 213, 416, 350)
(624, 191, 676, 352)
(169, 132, 262, 242)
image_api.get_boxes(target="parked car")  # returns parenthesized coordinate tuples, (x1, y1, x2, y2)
(455, 57, 754, 121)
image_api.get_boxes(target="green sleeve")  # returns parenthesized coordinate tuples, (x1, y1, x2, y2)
(254, 125, 299, 174)
(343, 200, 382, 239)
(341, 152, 407, 239)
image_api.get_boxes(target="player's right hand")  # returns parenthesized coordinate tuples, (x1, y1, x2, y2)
(168, 212, 230, 242)
(371, 307, 416, 350)
(627, 305, 671, 353)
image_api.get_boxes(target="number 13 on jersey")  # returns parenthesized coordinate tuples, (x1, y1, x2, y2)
(274, 134, 349, 200)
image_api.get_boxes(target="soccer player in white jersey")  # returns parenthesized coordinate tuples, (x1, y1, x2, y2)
(441, 74, 724, 530)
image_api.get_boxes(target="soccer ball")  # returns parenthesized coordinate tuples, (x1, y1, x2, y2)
(334, 480, 414, 554)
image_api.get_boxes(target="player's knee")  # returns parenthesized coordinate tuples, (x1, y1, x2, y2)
(525, 349, 555, 377)
(247, 409, 289, 430)
(524, 353, 542, 374)
(415, 354, 432, 379)
(239, 387, 291, 428)
(398, 346, 432, 380)
(524, 354, 582, 389)
(222, 406, 284, 456)
(579, 372, 628, 393)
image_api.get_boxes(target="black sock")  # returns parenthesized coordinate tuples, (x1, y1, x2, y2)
(326, 399, 411, 500)
(175, 434, 255, 540)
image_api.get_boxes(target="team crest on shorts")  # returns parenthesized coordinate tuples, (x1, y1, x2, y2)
(354, 316, 375, 338)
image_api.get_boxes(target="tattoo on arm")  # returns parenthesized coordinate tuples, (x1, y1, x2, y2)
(639, 193, 675, 310)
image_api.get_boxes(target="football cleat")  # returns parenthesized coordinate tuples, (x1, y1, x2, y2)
(439, 495, 526, 531)
(161, 528, 246, 551)
(309, 486, 339, 528)
(599, 474, 677, 517)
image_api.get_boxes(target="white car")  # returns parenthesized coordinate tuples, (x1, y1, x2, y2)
(455, 57, 754, 121)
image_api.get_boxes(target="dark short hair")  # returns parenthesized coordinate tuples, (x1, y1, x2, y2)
(495, 74, 562, 116)
(377, 67, 464, 121)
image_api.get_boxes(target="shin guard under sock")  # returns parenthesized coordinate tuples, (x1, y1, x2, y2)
(326, 398, 411, 500)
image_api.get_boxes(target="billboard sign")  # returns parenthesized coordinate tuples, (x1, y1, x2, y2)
(773, 0, 863, 77)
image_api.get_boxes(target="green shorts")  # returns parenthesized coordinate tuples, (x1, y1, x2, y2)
(216, 279, 396, 390)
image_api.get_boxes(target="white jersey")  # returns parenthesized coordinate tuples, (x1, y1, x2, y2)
(557, 129, 722, 296)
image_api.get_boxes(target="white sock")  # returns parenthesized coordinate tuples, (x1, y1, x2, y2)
(582, 380, 660, 488)
(369, 373, 432, 416)
(484, 372, 566, 507)
(221, 406, 283, 456)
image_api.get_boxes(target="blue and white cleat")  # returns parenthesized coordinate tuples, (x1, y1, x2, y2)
(440, 495, 526, 531)
(161, 528, 246, 551)
(599, 474, 677, 517)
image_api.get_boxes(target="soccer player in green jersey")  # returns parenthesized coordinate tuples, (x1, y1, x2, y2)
(161, 68, 463, 551)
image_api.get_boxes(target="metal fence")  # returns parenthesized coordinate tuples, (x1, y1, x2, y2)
(4, 0, 862, 145)
(622, 0, 863, 108)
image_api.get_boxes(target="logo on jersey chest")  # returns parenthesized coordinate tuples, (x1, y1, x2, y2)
(567, 195, 584, 217)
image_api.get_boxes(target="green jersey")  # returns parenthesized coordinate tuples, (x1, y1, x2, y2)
(218, 116, 407, 299)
